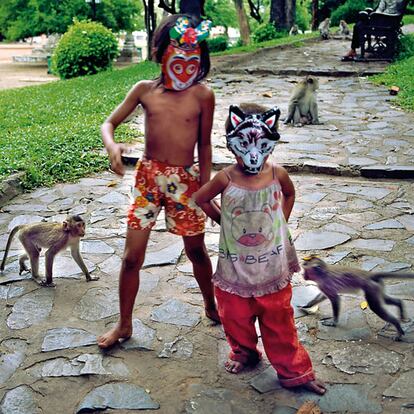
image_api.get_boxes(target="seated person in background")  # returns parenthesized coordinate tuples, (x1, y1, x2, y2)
(342, 0, 406, 60)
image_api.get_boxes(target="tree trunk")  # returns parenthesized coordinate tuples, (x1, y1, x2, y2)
(285, 0, 296, 30)
(233, 0, 251, 45)
(270, 0, 286, 30)
(143, 0, 157, 61)
(311, 0, 319, 31)
(270, 0, 296, 31)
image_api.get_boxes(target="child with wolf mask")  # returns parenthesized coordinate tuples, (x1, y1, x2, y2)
(98, 14, 219, 349)
(194, 103, 326, 395)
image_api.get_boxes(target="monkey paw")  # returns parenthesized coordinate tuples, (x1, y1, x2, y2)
(19, 267, 30, 275)
(87, 275, 100, 282)
(38, 280, 56, 288)
(321, 318, 337, 327)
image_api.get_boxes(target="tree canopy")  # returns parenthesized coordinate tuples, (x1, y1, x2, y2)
(0, 0, 142, 41)
(204, 0, 237, 29)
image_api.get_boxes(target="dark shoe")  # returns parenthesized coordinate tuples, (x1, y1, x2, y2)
(341, 55, 356, 61)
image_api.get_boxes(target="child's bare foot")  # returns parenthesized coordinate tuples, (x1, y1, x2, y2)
(224, 359, 245, 374)
(205, 307, 221, 324)
(97, 323, 132, 349)
(301, 379, 327, 395)
(296, 400, 322, 414)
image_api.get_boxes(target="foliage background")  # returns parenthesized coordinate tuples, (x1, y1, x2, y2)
(0, 0, 142, 41)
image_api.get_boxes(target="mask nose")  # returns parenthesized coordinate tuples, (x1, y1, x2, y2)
(250, 152, 258, 165)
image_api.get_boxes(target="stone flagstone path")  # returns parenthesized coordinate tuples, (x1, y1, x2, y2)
(0, 37, 414, 413)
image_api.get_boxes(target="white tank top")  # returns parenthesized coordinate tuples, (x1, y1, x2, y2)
(213, 167, 300, 297)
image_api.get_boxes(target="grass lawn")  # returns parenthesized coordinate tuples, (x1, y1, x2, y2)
(403, 14, 414, 25)
(371, 56, 414, 111)
(371, 33, 414, 112)
(0, 61, 158, 188)
(212, 32, 319, 56)
(0, 34, 319, 191)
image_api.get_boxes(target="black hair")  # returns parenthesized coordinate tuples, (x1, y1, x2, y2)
(152, 14, 210, 84)
(225, 103, 270, 134)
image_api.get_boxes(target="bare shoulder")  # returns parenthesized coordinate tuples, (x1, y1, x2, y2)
(273, 163, 292, 183)
(192, 83, 215, 101)
(214, 168, 232, 185)
(128, 79, 156, 99)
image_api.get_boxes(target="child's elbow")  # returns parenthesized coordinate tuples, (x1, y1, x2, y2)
(193, 192, 202, 207)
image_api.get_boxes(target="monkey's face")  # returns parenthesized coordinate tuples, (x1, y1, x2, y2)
(65, 216, 86, 238)
(306, 76, 319, 91)
(226, 105, 280, 174)
(75, 221, 86, 237)
(302, 256, 325, 280)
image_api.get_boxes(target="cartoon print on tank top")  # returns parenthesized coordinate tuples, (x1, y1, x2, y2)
(214, 178, 300, 297)
(231, 204, 274, 251)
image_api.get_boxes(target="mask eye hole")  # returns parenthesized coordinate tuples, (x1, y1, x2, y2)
(186, 64, 197, 75)
(261, 142, 268, 149)
(172, 63, 183, 74)
(241, 141, 248, 148)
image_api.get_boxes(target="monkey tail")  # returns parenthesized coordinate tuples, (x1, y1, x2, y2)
(0, 226, 22, 271)
(371, 272, 414, 283)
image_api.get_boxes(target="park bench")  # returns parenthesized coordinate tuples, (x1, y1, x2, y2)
(358, 1, 408, 61)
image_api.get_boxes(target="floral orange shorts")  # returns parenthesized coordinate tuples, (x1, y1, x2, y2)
(127, 158, 205, 236)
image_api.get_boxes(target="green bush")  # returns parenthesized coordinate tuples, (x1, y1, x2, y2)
(396, 33, 414, 60)
(295, 2, 311, 31)
(331, 0, 370, 25)
(207, 36, 228, 52)
(252, 23, 286, 43)
(52, 20, 119, 79)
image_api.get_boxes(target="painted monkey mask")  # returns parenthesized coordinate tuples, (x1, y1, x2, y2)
(161, 17, 211, 91)
(226, 105, 281, 174)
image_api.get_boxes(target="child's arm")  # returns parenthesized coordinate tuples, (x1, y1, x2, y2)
(197, 87, 215, 186)
(194, 171, 228, 224)
(276, 166, 295, 221)
(101, 81, 148, 176)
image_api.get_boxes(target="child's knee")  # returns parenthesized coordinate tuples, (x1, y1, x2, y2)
(185, 245, 208, 263)
(122, 254, 144, 271)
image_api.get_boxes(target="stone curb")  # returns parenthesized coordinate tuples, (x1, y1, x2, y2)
(210, 36, 321, 74)
(211, 39, 384, 77)
(121, 153, 414, 180)
(225, 67, 384, 77)
(0, 172, 26, 208)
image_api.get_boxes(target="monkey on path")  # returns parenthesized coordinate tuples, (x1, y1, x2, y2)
(284, 76, 321, 126)
(318, 18, 330, 40)
(337, 20, 350, 37)
(0, 215, 99, 287)
(300, 256, 413, 340)
(289, 24, 299, 36)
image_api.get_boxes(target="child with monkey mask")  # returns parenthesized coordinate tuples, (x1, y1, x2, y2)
(194, 104, 326, 395)
(98, 14, 219, 349)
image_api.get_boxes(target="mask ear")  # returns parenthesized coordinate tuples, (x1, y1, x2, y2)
(229, 105, 246, 130)
(262, 107, 281, 130)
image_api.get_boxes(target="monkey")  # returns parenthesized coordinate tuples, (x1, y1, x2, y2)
(289, 24, 299, 36)
(318, 18, 330, 40)
(337, 20, 350, 37)
(283, 75, 321, 126)
(300, 256, 414, 340)
(0, 215, 99, 287)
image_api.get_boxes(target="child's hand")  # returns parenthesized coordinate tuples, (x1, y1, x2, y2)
(107, 143, 128, 176)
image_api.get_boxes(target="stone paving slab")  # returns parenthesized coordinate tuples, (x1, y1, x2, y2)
(124, 38, 414, 180)
(0, 170, 413, 413)
(1, 33, 414, 414)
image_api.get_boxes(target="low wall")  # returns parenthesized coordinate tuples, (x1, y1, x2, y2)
(0, 44, 34, 62)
